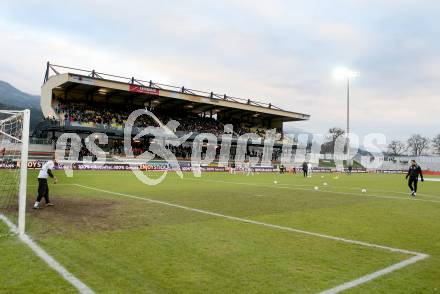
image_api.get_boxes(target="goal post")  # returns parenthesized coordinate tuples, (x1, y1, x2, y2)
(0, 109, 30, 235)
(18, 109, 30, 235)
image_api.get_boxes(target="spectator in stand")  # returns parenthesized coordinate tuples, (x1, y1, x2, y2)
(52, 101, 270, 138)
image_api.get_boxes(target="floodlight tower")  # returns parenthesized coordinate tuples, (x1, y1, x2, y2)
(333, 67, 360, 166)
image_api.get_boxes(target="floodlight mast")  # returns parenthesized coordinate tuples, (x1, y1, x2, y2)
(333, 67, 360, 167)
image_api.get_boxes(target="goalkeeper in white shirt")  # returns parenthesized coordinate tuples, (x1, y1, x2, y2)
(33, 157, 58, 209)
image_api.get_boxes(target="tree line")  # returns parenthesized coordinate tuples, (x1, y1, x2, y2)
(321, 127, 440, 157)
(388, 134, 440, 156)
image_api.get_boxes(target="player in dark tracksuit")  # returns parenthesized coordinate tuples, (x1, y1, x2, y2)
(302, 162, 308, 178)
(405, 160, 424, 197)
(279, 164, 285, 174)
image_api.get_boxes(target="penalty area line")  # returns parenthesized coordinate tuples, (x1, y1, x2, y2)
(319, 254, 427, 294)
(75, 183, 429, 294)
(0, 214, 94, 294)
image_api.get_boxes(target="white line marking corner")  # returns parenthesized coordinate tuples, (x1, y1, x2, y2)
(0, 214, 94, 294)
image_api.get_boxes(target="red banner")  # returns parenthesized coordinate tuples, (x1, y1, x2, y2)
(129, 85, 159, 95)
(424, 170, 440, 176)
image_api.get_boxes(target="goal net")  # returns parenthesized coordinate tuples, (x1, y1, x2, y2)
(0, 110, 30, 236)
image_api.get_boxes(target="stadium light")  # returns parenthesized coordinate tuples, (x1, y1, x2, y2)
(333, 67, 360, 167)
(332, 67, 360, 79)
(98, 88, 110, 95)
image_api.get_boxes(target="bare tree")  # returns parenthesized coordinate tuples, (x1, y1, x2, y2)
(387, 140, 406, 156)
(322, 127, 345, 153)
(328, 127, 345, 144)
(407, 134, 430, 156)
(432, 134, 440, 155)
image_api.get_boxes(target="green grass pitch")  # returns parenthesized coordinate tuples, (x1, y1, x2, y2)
(1, 170, 440, 293)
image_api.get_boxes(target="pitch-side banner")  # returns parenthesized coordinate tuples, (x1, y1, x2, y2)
(19, 160, 226, 172)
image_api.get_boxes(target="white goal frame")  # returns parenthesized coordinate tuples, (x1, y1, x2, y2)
(0, 109, 30, 235)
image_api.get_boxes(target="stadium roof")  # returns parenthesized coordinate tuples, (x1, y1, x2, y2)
(41, 63, 310, 124)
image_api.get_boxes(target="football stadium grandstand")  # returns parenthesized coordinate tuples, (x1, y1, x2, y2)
(32, 63, 310, 165)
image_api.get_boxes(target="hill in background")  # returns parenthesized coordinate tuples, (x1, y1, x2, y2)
(0, 80, 43, 129)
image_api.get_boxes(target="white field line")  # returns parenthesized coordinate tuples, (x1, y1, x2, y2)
(0, 214, 94, 294)
(75, 184, 429, 293)
(318, 254, 427, 294)
(190, 178, 440, 204)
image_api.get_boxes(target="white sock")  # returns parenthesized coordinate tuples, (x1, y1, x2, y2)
(34, 201, 39, 208)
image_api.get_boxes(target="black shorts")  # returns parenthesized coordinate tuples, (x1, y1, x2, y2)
(37, 178, 49, 202)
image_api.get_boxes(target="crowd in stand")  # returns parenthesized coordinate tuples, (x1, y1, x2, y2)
(43, 101, 282, 161)
(54, 103, 154, 129)
(54, 102, 228, 136)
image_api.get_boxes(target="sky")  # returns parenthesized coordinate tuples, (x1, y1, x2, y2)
(0, 0, 439, 142)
